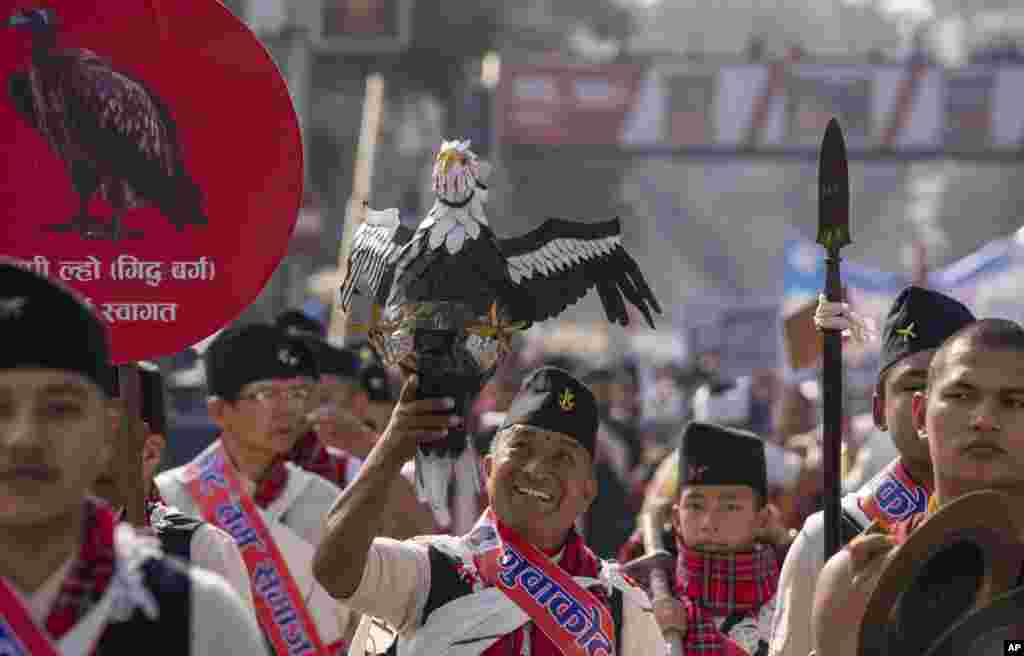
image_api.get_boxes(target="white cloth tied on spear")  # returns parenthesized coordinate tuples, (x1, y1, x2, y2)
(338, 139, 662, 525)
(813, 294, 877, 344)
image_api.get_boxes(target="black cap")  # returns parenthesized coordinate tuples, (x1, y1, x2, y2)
(317, 341, 362, 380)
(677, 421, 767, 500)
(274, 309, 324, 339)
(204, 324, 319, 401)
(0, 261, 109, 392)
(500, 366, 598, 456)
(879, 287, 975, 377)
(350, 344, 394, 402)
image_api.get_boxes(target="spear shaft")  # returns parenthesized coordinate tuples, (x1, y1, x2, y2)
(817, 118, 851, 561)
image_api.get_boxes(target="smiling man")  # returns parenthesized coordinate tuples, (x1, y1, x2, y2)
(0, 261, 266, 655)
(313, 366, 662, 655)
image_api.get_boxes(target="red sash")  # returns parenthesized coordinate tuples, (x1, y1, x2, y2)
(472, 509, 616, 656)
(183, 444, 332, 656)
(857, 459, 931, 530)
(0, 579, 62, 656)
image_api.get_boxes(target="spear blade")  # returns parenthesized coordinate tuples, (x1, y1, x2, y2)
(817, 118, 851, 252)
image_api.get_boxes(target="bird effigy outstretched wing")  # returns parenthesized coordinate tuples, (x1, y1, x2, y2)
(338, 206, 414, 311)
(499, 217, 662, 328)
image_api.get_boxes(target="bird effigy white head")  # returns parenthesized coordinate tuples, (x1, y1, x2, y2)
(431, 139, 482, 205)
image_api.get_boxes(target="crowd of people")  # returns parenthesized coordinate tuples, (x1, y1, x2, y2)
(2, 250, 1022, 656)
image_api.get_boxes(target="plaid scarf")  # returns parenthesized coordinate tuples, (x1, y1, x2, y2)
(477, 523, 610, 656)
(673, 541, 778, 656)
(45, 498, 118, 641)
(286, 430, 351, 488)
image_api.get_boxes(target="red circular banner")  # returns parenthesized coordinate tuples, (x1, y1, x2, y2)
(0, 0, 303, 363)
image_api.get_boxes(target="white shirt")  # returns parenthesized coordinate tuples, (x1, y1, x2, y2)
(18, 531, 268, 656)
(189, 521, 257, 615)
(768, 463, 882, 656)
(341, 536, 664, 655)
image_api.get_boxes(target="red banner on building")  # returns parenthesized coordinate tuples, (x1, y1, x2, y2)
(496, 62, 645, 146)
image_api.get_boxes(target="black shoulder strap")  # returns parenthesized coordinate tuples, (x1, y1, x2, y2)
(95, 557, 192, 655)
(840, 508, 867, 545)
(610, 587, 624, 656)
(384, 546, 472, 656)
(154, 512, 205, 563)
(422, 545, 475, 623)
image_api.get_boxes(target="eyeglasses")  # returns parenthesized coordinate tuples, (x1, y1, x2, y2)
(237, 387, 312, 404)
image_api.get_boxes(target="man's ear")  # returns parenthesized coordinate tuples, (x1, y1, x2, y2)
(482, 453, 495, 480)
(351, 391, 369, 417)
(207, 397, 228, 428)
(667, 502, 683, 540)
(912, 391, 928, 439)
(582, 472, 598, 512)
(756, 502, 772, 534)
(97, 399, 120, 472)
(106, 398, 123, 439)
(143, 432, 166, 464)
(872, 391, 887, 431)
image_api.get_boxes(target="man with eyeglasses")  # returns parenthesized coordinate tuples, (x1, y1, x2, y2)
(155, 323, 351, 655)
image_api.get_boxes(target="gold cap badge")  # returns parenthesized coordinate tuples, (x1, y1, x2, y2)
(559, 388, 575, 412)
(895, 322, 917, 342)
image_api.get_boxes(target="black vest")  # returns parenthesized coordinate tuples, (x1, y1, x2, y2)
(94, 556, 192, 655)
(387, 546, 625, 656)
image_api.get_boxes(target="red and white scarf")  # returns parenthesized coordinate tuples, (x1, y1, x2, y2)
(673, 541, 778, 656)
(857, 458, 931, 531)
(0, 498, 118, 656)
(460, 509, 615, 656)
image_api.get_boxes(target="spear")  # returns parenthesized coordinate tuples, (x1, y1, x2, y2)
(817, 118, 851, 561)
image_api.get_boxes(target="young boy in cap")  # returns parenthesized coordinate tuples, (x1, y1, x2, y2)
(154, 323, 350, 654)
(768, 286, 974, 656)
(92, 361, 256, 612)
(0, 262, 266, 655)
(653, 421, 780, 656)
(287, 342, 371, 487)
(313, 366, 664, 655)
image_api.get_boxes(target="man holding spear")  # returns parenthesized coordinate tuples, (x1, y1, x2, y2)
(768, 287, 974, 656)
(768, 120, 975, 656)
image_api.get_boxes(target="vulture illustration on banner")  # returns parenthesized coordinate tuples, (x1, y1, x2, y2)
(339, 139, 661, 524)
(7, 8, 207, 241)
